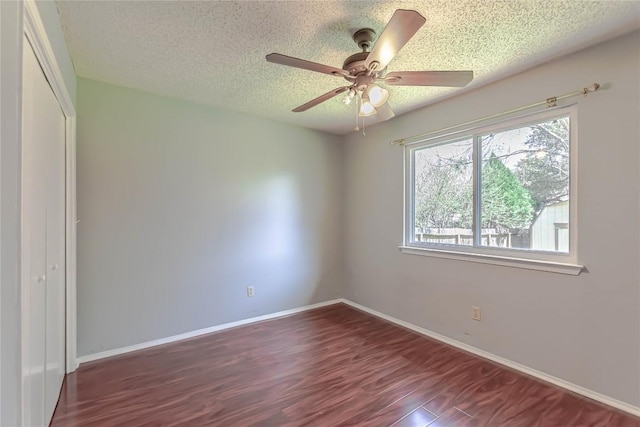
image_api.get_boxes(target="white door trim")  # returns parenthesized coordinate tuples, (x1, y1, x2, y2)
(23, 0, 78, 373)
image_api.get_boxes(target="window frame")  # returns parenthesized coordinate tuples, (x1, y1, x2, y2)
(402, 106, 582, 274)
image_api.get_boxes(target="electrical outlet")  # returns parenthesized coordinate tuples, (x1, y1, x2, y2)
(247, 286, 255, 297)
(472, 306, 481, 321)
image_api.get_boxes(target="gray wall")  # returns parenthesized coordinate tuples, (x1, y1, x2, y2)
(76, 79, 344, 356)
(1, 3, 24, 424)
(1, 1, 75, 425)
(343, 31, 640, 407)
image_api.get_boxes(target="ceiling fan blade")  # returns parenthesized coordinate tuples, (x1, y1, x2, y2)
(292, 86, 351, 112)
(375, 102, 395, 122)
(365, 9, 426, 72)
(385, 71, 474, 87)
(266, 53, 350, 77)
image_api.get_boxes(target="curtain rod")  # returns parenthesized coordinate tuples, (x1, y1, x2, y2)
(390, 83, 600, 147)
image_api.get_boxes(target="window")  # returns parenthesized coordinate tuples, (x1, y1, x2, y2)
(404, 108, 579, 272)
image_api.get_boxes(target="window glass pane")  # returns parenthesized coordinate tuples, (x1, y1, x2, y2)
(413, 138, 473, 246)
(480, 117, 570, 251)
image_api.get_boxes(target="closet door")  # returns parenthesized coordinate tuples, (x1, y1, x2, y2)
(22, 34, 67, 426)
(22, 35, 48, 426)
(43, 70, 66, 423)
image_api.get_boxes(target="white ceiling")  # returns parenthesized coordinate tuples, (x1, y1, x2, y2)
(56, 1, 640, 135)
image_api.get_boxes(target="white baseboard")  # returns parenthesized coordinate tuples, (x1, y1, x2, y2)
(338, 298, 640, 418)
(77, 297, 640, 418)
(77, 299, 342, 365)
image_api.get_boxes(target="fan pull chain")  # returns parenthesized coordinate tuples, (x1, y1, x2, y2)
(354, 92, 360, 132)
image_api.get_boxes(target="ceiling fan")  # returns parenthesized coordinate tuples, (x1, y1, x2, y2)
(266, 9, 473, 129)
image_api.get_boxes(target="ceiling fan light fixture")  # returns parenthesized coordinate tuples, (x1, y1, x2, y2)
(359, 95, 377, 117)
(342, 88, 356, 105)
(367, 84, 389, 108)
(266, 9, 472, 130)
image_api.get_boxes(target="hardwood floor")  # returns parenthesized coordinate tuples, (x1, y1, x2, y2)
(52, 303, 639, 426)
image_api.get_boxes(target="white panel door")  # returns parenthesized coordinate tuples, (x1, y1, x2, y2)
(43, 70, 66, 424)
(22, 34, 66, 426)
(22, 33, 48, 427)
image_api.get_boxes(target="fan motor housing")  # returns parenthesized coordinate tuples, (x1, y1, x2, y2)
(343, 28, 384, 79)
(342, 52, 369, 76)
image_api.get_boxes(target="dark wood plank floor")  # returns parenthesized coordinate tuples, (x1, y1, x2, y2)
(52, 303, 640, 426)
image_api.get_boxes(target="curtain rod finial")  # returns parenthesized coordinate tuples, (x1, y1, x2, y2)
(584, 83, 600, 94)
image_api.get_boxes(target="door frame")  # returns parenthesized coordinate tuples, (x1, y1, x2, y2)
(23, 0, 77, 373)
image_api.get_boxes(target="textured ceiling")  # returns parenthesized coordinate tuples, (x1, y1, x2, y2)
(56, 1, 640, 135)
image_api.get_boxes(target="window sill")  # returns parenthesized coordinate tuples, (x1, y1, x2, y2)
(398, 246, 584, 275)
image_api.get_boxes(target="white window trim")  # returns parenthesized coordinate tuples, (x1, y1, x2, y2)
(402, 105, 582, 275)
(398, 246, 583, 275)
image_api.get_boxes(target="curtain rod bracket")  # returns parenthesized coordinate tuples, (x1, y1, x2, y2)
(546, 97, 557, 108)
